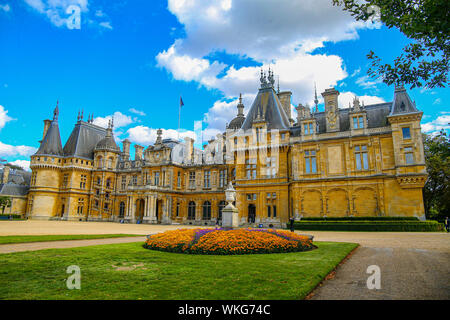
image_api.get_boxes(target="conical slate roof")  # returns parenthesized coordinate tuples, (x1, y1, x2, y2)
(390, 85, 419, 115)
(35, 105, 64, 157)
(241, 87, 290, 130)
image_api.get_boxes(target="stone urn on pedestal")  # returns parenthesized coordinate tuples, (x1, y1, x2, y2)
(222, 182, 239, 228)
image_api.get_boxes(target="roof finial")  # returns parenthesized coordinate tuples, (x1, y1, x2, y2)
(77, 110, 80, 121)
(53, 100, 59, 121)
(314, 82, 319, 112)
(81, 109, 84, 121)
(111, 116, 114, 129)
(277, 75, 280, 93)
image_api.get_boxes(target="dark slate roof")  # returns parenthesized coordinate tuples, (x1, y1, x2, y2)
(35, 120, 64, 156)
(241, 87, 290, 130)
(64, 121, 107, 159)
(390, 85, 420, 115)
(291, 102, 392, 136)
(0, 184, 29, 196)
(94, 127, 120, 153)
(227, 115, 245, 130)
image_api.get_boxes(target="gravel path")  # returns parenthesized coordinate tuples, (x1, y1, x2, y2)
(305, 231, 450, 300)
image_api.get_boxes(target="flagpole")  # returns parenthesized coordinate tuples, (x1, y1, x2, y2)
(178, 96, 181, 141)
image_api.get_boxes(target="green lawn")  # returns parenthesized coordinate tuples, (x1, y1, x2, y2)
(0, 234, 142, 245)
(0, 241, 357, 300)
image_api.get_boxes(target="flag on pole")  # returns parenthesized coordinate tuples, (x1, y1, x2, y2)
(180, 97, 184, 108)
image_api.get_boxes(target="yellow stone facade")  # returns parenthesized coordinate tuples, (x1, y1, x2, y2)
(26, 82, 427, 227)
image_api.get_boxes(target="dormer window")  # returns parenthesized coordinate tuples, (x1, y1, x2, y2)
(353, 116, 364, 129)
(402, 127, 411, 139)
(303, 123, 314, 135)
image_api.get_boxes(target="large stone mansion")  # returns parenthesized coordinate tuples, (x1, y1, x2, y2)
(24, 70, 427, 227)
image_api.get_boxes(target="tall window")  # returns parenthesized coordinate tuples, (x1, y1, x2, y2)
(107, 157, 113, 169)
(202, 201, 211, 220)
(219, 169, 227, 188)
(265, 156, 277, 178)
(404, 147, 414, 164)
(121, 176, 126, 190)
(218, 201, 226, 220)
(353, 116, 364, 129)
(154, 172, 159, 186)
(62, 174, 69, 188)
(133, 175, 138, 186)
(97, 156, 103, 168)
(355, 145, 369, 170)
(177, 172, 181, 188)
(80, 175, 87, 189)
(402, 127, 411, 139)
(246, 158, 257, 179)
(96, 176, 102, 185)
(189, 172, 196, 189)
(266, 193, 277, 217)
(106, 178, 112, 188)
(176, 203, 180, 217)
(188, 201, 196, 220)
(204, 170, 211, 188)
(304, 150, 317, 173)
(77, 198, 84, 214)
(304, 123, 314, 135)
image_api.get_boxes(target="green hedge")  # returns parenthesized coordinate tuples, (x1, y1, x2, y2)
(299, 216, 419, 221)
(292, 220, 444, 232)
(0, 214, 23, 220)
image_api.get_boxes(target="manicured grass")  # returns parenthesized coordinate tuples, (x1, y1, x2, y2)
(0, 241, 357, 300)
(0, 234, 142, 245)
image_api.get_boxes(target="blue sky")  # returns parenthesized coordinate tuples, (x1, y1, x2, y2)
(0, 0, 448, 170)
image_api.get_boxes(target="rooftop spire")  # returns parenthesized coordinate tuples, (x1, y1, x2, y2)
(314, 82, 319, 112)
(53, 100, 59, 121)
(237, 93, 244, 116)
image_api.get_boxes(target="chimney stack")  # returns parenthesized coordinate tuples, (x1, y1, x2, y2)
(277, 91, 292, 120)
(2, 166, 10, 184)
(42, 119, 51, 140)
(184, 137, 194, 163)
(122, 139, 131, 160)
(135, 145, 144, 161)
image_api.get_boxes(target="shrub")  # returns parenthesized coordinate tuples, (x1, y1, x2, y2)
(292, 220, 444, 232)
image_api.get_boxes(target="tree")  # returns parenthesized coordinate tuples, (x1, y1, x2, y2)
(332, 0, 449, 89)
(0, 196, 12, 215)
(422, 130, 450, 220)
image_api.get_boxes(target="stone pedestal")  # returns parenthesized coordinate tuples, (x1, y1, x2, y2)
(222, 204, 239, 228)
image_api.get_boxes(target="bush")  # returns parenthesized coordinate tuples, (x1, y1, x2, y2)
(0, 214, 23, 220)
(292, 220, 444, 232)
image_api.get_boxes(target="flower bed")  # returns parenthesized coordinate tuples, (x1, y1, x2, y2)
(143, 228, 316, 255)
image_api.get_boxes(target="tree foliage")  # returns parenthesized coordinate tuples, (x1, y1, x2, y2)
(333, 0, 449, 89)
(423, 130, 450, 220)
(0, 196, 12, 215)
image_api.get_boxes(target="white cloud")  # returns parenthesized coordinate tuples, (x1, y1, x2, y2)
(99, 21, 112, 30)
(0, 141, 37, 157)
(126, 126, 196, 145)
(157, 0, 384, 135)
(433, 98, 441, 105)
(92, 111, 135, 129)
(128, 108, 146, 116)
(0, 3, 10, 12)
(421, 115, 450, 134)
(355, 75, 383, 89)
(23, 0, 112, 30)
(8, 160, 31, 171)
(338, 91, 385, 109)
(0, 105, 14, 130)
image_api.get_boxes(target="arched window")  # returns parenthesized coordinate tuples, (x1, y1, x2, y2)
(119, 202, 125, 218)
(107, 157, 113, 169)
(202, 201, 211, 220)
(218, 201, 226, 221)
(188, 201, 196, 220)
(97, 156, 103, 168)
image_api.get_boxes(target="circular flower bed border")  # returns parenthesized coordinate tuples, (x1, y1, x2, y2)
(143, 228, 316, 255)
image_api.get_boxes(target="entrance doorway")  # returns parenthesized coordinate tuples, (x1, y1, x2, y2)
(248, 204, 256, 223)
(119, 202, 125, 218)
(156, 199, 162, 222)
